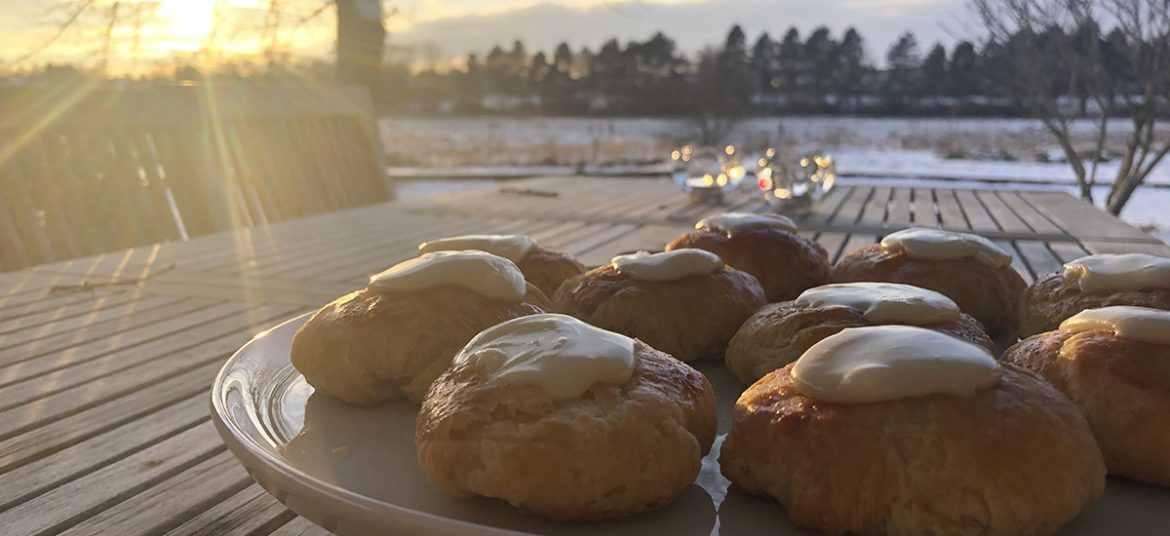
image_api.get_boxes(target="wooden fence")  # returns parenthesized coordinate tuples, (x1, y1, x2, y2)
(0, 84, 391, 272)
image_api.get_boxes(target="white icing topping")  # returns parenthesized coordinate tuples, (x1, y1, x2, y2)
(880, 228, 1012, 268)
(453, 314, 636, 400)
(795, 283, 960, 325)
(417, 234, 536, 263)
(1062, 253, 1170, 294)
(369, 251, 526, 301)
(791, 325, 1001, 404)
(696, 212, 797, 236)
(611, 249, 723, 282)
(1060, 306, 1170, 345)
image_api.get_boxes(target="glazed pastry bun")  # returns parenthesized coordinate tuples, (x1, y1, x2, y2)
(1018, 253, 1170, 337)
(290, 251, 548, 405)
(416, 314, 717, 520)
(665, 212, 830, 302)
(720, 326, 1105, 535)
(831, 227, 1027, 338)
(1003, 306, 1170, 486)
(419, 234, 585, 297)
(725, 282, 995, 384)
(552, 249, 765, 362)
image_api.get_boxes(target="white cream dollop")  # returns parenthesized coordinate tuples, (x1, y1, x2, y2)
(452, 313, 636, 400)
(696, 212, 798, 236)
(880, 228, 1012, 268)
(369, 250, 526, 301)
(611, 249, 723, 282)
(1062, 253, 1170, 294)
(417, 234, 536, 263)
(791, 325, 1001, 404)
(795, 282, 961, 325)
(1060, 306, 1170, 345)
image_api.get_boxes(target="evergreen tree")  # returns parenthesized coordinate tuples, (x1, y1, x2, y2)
(948, 41, 978, 97)
(530, 51, 550, 85)
(886, 31, 921, 70)
(462, 53, 483, 108)
(922, 43, 948, 97)
(484, 45, 508, 93)
(803, 26, 837, 108)
(750, 33, 778, 94)
(777, 27, 804, 104)
(835, 27, 867, 110)
(717, 25, 754, 109)
(553, 42, 574, 74)
(885, 31, 922, 107)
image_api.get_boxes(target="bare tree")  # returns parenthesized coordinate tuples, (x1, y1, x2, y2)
(687, 46, 743, 146)
(1102, 0, 1170, 213)
(971, 0, 1170, 214)
(9, 0, 390, 91)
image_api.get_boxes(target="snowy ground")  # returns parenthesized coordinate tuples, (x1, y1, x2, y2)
(381, 116, 1170, 241)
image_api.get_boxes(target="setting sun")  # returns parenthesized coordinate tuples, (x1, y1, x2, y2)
(156, 0, 217, 51)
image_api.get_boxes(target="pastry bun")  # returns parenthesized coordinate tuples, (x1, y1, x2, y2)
(1003, 322, 1170, 486)
(418, 234, 586, 297)
(832, 243, 1026, 338)
(666, 226, 830, 302)
(291, 283, 548, 404)
(720, 362, 1105, 535)
(725, 299, 995, 385)
(1018, 271, 1170, 337)
(416, 340, 717, 520)
(553, 258, 765, 362)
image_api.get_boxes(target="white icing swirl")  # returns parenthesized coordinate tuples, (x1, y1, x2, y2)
(1062, 253, 1170, 294)
(369, 250, 526, 301)
(417, 234, 536, 263)
(880, 228, 1012, 268)
(453, 313, 636, 399)
(791, 325, 1001, 404)
(611, 249, 723, 282)
(696, 212, 798, 236)
(1060, 306, 1170, 345)
(795, 283, 960, 325)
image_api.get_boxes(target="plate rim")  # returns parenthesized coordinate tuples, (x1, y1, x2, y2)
(209, 312, 531, 536)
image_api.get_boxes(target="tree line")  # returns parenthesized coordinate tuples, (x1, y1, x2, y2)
(391, 25, 1035, 116)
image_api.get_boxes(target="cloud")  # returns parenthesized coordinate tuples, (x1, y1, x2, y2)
(391, 0, 973, 66)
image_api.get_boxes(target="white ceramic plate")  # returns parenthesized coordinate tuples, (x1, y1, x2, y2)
(211, 313, 1170, 535)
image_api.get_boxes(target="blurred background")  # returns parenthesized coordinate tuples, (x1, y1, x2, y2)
(1, 0, 1167, 242)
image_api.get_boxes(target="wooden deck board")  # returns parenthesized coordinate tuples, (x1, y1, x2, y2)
(857, 186, 891, 228)
(57, 451, 253, 536)
(0, 175, 1165, 536)
(1020, 191, 1156, 242)
(934, 189, 969, 230)
(912, 188, 938, 228)
(0, 422, 225, 536)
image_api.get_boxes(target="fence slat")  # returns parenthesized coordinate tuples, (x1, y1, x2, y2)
(0, 84, 385, 272)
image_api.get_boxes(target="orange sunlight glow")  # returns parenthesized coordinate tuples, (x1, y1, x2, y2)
(156, 0, 218, 51)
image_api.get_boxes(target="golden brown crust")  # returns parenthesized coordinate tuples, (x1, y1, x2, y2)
(720, 363, 1105, 535)
(666, 228, 831, 302)
(1018, 272, 1170, 337)
(725, 301, 996, 384)
(290, 284, 547, 405)
(831, 244, 1027, 338)
(551, 264, 766, 362)
(515, 245, 586, 297)
(1002, 330, 1170, 486)
(416, 342, 717, 520)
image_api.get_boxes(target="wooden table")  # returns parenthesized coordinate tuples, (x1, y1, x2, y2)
(1, 176, 1166, 536)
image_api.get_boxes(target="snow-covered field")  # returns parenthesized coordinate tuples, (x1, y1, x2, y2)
(381, 116, 1170, 240)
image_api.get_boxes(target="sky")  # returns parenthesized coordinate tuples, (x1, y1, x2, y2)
(0, 0, 975, 74)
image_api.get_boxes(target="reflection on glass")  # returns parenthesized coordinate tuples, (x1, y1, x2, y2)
(758, 151, 836, 213)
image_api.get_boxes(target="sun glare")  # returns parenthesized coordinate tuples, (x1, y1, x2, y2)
(157, 0, 217, 50)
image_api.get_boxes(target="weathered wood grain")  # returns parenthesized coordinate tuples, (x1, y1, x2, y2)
(0, 176, 1165, 536)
